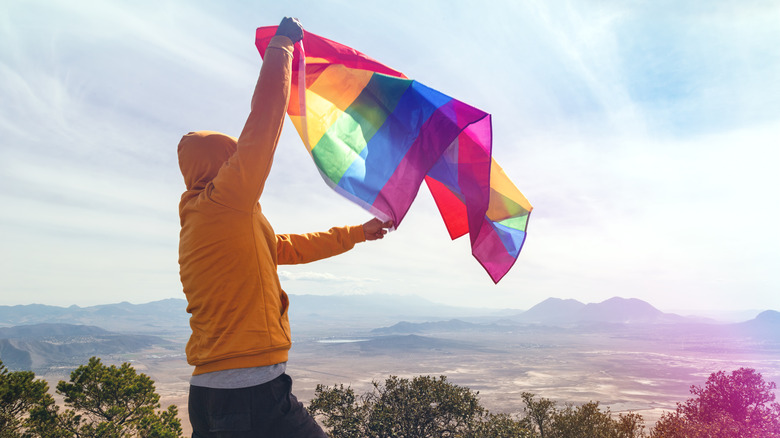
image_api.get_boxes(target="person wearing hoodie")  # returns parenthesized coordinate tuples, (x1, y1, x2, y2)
(177, 18, 392, 437)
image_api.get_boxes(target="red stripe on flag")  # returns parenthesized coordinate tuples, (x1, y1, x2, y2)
(425, 176, 469, 240)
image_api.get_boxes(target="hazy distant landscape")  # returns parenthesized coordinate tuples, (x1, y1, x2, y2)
(2, 295, 779, 434)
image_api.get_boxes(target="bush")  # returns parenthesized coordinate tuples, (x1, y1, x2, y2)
(309, 375, 647, 438)
(652, 367, 780, 438)
(2, 357, 182, 438)
(309, 375, 530, 437)
(0, 360, 54, 438)
(521, 392, 646, 438)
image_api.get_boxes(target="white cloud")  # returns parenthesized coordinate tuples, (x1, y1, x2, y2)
(1, 0, 779, 312)
(277, 270, 376, 283)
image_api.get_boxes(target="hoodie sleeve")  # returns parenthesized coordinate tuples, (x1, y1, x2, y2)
(276, 225, 366, 265)
(210, 35, 294, 210)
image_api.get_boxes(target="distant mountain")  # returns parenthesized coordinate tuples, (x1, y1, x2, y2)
(0, 323, 110, 338)
(579, 297, 683, 324)
(290, 294, 483, 317)
(0, 295, 492, 336)
(733, 310, 780, 339)
(0, 299, 190, 335)
(512, 298, 585, 324)
(371, 319, 483, 334)
(0, 323, 169, 372)
(2, 296, 769, 341)
(509, 297, 687, 326)
(288, 294, 491, 324)
(364, 298, 774, 356)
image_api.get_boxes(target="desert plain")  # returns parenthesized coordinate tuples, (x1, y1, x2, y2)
(37, 322, 777, 436)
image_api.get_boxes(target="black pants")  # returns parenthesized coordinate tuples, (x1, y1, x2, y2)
(189, 373, 327, 437)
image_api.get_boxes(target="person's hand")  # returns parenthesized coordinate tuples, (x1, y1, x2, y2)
(275, 17, 303, 44)
(363, 218, 393, 241)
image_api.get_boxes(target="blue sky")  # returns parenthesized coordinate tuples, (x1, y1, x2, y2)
(1, 0, 779, 314)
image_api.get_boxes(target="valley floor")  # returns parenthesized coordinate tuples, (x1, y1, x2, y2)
(35, 325, 779, 437)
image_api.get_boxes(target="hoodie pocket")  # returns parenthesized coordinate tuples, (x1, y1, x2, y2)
(279, 289, 291, 342)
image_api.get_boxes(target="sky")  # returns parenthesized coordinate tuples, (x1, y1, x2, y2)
(1, 0, 779, 314)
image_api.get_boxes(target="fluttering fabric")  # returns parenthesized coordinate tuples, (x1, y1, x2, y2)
(256, 27, 532, 283)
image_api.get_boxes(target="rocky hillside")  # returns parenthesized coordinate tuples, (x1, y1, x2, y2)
(0, 323, 170, 372)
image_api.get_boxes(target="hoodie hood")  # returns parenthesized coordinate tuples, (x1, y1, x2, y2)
(178, 131, 238, 191)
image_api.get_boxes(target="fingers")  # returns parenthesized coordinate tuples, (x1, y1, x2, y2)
(363, 218, 393, 241)
(276, 17, 304, 43)
(372, 230, 387, 240)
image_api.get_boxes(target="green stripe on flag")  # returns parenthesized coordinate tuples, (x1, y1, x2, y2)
(497, 214, 529, 231)
(311, 73, 412, 184)
(346, 73, 412, 145)
(311, 116, 368, 184)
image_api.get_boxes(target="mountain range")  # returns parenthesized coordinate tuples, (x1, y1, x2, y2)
(2, 296, 777, 372)
(503, 297, 690, 325)
(372, 297, 780, 341)
(1, 296, 774, 333)
(372, 297, 699, 335)
(0, 294, 494, 334)
(0, 298, 190, 335)
(0, 323, 168, 372)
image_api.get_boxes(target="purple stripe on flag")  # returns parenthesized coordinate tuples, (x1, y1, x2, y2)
(454, 115, 492, 247)
(472, 219, 519, 283)
(372, 99, 475, 226)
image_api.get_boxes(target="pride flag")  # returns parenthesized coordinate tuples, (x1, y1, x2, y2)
(256, 27, 532, 283)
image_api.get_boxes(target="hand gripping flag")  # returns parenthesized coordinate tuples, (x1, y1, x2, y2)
(256, 27, 532, 283)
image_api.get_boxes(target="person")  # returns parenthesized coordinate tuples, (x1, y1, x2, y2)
(177, 17, 392, 437)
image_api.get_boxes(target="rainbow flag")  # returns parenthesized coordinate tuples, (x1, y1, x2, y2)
(256, 27, 532, 283)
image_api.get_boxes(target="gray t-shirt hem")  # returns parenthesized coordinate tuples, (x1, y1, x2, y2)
(189, 362, 287, 389)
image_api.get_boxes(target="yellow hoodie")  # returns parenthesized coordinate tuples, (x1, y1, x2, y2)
(177, 36, 365, 375)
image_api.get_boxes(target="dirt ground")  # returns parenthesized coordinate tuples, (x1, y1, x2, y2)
(91, 327, 780, 436)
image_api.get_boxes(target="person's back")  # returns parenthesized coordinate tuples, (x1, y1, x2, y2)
(178, 129, 298, 374)
(177, 18, 391, 437)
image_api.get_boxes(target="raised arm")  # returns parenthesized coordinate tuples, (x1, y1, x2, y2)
(211, 18, 303, 210)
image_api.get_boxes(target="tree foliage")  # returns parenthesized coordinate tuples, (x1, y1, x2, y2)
(520, 393, 646, 438)
(0, 360, 55, 438)
(6, 355, 778, 438)
(309, 375, 526, 437)
(521, 392, 556, 437)
(652, 367, 780, 438)
(550, 401, 645, 438)
(2, 357, 182, 438)
(51, 357, 183, 437)
(309, 375, 647, 438)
